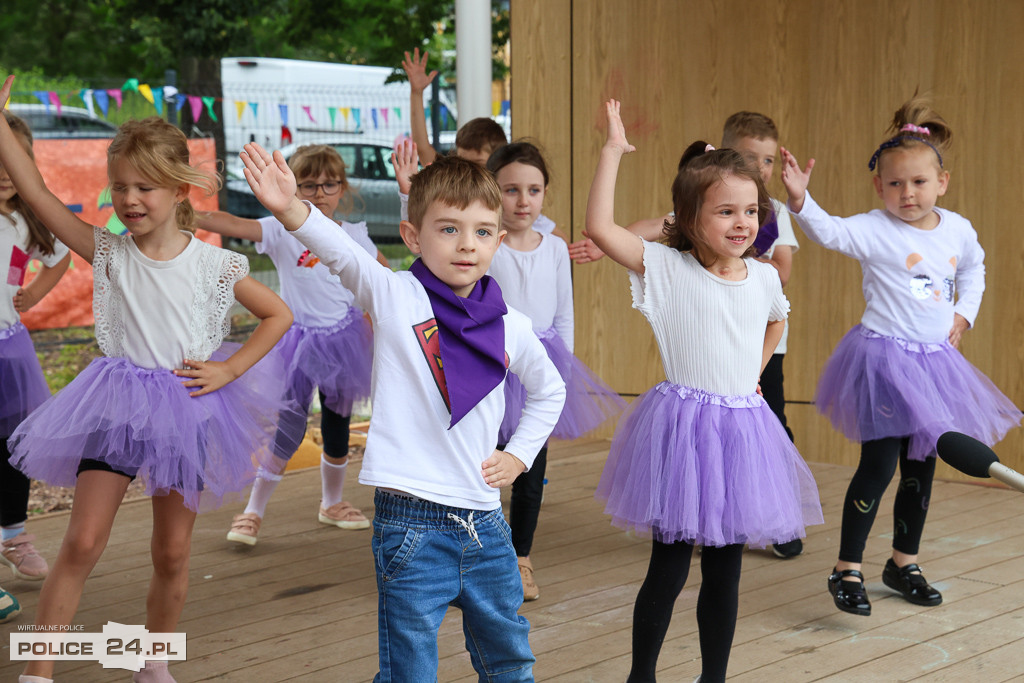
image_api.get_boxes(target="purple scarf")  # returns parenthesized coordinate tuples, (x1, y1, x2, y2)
(410, 259, 508, 428)
(752, 208, 779, 256)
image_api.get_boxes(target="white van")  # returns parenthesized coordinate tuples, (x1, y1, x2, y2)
(221, 56, 433, 160)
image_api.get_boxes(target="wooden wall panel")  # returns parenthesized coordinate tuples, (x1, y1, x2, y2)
(511, 0, 1024, 473)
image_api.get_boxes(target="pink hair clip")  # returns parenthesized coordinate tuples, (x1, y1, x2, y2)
(900, 124, 931, 135)
(704, 144, 716, 152)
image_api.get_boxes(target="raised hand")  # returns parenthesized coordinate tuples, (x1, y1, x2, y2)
(567, 231, 606, 264)
(241, 142, 296, 215)
(604, 99, 636, 155)
(779, 146, 815, 213)
(402, 48, 439, 94)
(0, 75, 12, 110)
(390, 139, 419, 195)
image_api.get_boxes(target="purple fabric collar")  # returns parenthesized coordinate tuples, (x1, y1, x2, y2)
(409, 259, 508, 428)
(752, 208, 779, 256)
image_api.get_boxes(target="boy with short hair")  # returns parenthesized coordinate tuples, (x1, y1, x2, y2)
(241, 143, 565, 682)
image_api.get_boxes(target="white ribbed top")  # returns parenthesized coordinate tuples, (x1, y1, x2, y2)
(629, 241, 789, 397)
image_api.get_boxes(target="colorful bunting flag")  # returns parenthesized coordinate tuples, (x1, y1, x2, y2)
(328, 107, 337, 128)
(151, 87, 163, 116)
(122, 78, 139, 93)
(248, 102, 258, 118)
(201, 96, 218, 123)
(279, 104, 289, 126)
(393, 107, 402, 122)
(48, 92, 61, 116)
(371, 108, 378, 129)
(32, 91, 50, 111)
(492, 101, 501, 117)
(79, 89, 96, 118)
(381, 108, 389, 126)
(352, 108, 361, 129)
(138, 84, 154, 105)
(106, 90, 123, 109)
(175, 94, 187, 115)
(235, 101, 246, 121)
(188, 95, 202, 123)
(94, 90, 110, 117)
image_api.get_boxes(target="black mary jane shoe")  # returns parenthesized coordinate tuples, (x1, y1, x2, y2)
(882, 559, 943, 606)
(828, 567, 871, 616)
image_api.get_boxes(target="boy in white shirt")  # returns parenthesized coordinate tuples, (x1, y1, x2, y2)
(241, 144, 565, 682)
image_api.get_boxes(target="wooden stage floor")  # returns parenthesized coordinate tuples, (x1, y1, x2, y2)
(1, 439, 1022, 681)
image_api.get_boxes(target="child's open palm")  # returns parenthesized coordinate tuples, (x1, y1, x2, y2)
(402, 48, 438, 93)
(0, 75, 13, 110)
(604, 100, 636, 155)
(780, 147, 815, 211)
(390, 139, 419, 195)
(241, 143, 297, 215)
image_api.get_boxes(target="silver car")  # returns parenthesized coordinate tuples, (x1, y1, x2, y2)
(226, 137, 401, 242)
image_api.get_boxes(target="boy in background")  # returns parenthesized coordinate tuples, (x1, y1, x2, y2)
(242, 144, 565, 682)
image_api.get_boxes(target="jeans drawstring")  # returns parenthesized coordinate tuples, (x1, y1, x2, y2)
(447, 511, 483, 548)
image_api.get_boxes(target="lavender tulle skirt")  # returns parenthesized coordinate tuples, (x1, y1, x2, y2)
(499, 328, 626, 443)
(9, 343, 295, 511)
(276, 308, 373, 415)
(0, 323, 51, 439)
(596, 382, 823, 548)
(816, 325, 1022, 461)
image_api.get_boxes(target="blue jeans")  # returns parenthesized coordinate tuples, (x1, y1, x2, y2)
(371, 489, 534, 682)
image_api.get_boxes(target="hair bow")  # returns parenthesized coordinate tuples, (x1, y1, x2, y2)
(704, 144, 716, 153)
(900, 124, 931, 136)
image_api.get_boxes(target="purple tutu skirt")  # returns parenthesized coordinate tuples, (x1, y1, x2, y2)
(9, 343, 295, 511)
(596, 382, 823, 548)
(499, 329, 627, 443)
(816, 325, 1022, 461)
(276, 308, 372, 415)
(0, 323, 51, 438)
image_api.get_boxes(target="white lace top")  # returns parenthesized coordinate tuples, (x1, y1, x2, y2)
(92, 227, 249, 369)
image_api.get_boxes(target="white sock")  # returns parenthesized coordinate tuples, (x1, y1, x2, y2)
(2, 523, 25, 542)
(19, 676, 54, 683)
(243, 467, 283, 517)
(320, 455, 348, 509)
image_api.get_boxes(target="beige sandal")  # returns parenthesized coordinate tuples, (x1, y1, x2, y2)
(226, 513, 262, 546)
(318, 501, 370, 529)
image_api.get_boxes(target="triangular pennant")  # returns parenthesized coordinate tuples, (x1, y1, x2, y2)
(248, 102, 258, 118)
(341, 107, 350, 123)
(371, 108, 378, 129)
(80, 89, 96, 118)
(188, 95, 202, 123)
(122, 78, 140, 93)
(106, 89, 123, 109)
(49, 92, 62, 116)
(278, 104, 288, 125)
(32, 91, 50, 111)
(381, 108, 389, 126)
(441, 106, 449, 128)
(352, 108, 361, 129)
(328, 107, 337, 128)
(151, 87, 163, 116)
(235, 101, 246, 121)
(393, 107, 401, 122)
(175, 93, 187, 114)
(94, 90, 110, 117)
(492, 101, 501, 117)
(501, 100, 511, 117)
(281, 125, 292, 145)
(201, 96, 218, 122)
(138, 83, 154, 105)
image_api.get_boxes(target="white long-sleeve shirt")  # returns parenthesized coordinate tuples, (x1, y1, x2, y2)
(791, 192, 985, 344)
(290, 204, 566, 510)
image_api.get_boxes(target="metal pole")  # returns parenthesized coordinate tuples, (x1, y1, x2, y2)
(455, 0, 492, 124)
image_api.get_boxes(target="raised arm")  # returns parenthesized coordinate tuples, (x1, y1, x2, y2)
(584, 100, 645, 273)
(241, 143, 309, 230)
(402, 49, 439, 165)
(0, 76, 96, 261)
(196, 210, 264, 242)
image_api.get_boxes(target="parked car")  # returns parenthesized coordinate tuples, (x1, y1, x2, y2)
(7, 104, 118, 139)
(226, 136, 402, 242)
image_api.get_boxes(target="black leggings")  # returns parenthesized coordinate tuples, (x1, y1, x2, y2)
(628, 541, 744, 683)
(502, 444, 547, 557)
(272, 389, 351, 460)
(838, 437, 936, 563)
(0, 438, 30, 527)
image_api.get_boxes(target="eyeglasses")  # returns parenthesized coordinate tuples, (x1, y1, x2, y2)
(297, 181, 341, 197)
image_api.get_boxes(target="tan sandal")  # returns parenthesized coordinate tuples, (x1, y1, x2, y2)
(318, 501, 370, 530)
(226, 513, 262, 546)
(519, 559, 540, 601)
